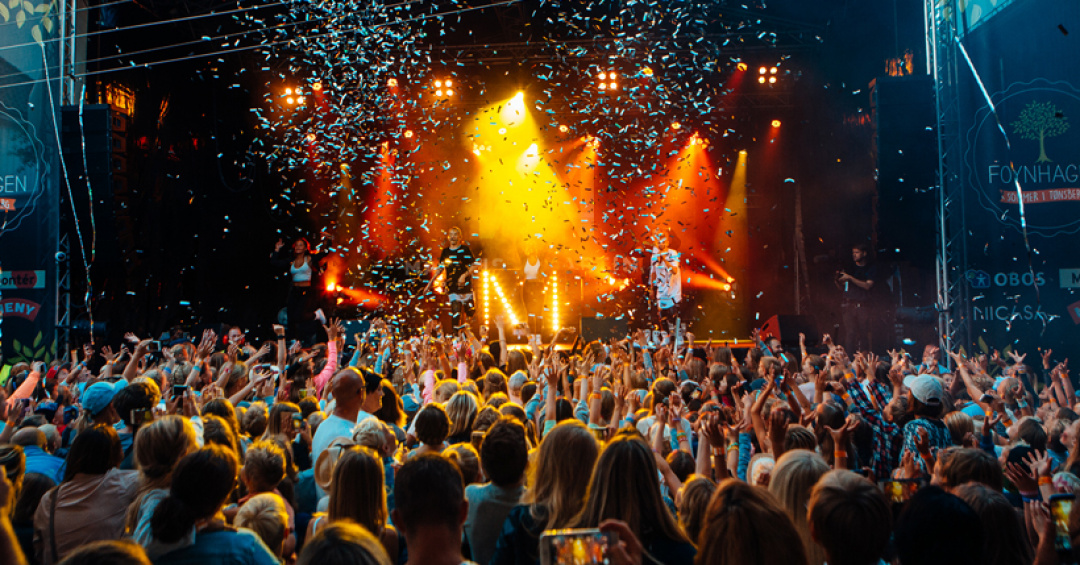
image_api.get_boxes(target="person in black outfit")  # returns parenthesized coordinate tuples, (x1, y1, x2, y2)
(836, 242, 878, 352)
(423, 227, 480, 331)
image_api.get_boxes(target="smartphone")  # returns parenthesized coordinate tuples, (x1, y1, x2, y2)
(291, 413, 304, 430)
(148, 341, 161, 352)
(539, 528, 617, 565)
(878, 479, 924, 504)
(172, 384, 189, 399)
(775, 374, 785, 388)
(131, 408, 154, 424)
(1050, 493, 1075, 553)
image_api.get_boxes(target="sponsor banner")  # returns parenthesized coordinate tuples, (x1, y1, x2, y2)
(0, 271, 45, 290)
(0, 299, 42, 322)
(1000, 188, 1080, 205)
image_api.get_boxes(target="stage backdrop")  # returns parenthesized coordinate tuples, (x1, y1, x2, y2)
(953, 0, 1080, 360)
(0, 4, 61, 371)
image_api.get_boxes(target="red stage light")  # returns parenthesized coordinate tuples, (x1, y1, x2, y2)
(387, 78, 398, 88)
(771, 120, 781, 128)
(312, 82, 323, 91)
(404, 130, 414, 138)
(736, 62, 748, 72)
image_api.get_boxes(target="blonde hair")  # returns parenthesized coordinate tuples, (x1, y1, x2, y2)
(445, 391, 479, 439)
(298, 521, 391, 565)
(526, 420, 599, 530)
(677, 475, 716, 545)
(768, 450, 830, 565)
(444, 443, 482, 485)
(235, 493, 289, 556)
(433, 380, 459, 403)
(125, 416, 199, 533)
(328, 446, 387, 536)
(945, 411, 975, 446)
(243, 440, 287, 493)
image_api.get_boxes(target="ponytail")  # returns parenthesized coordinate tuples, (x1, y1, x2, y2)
(149, 445, 239, 544)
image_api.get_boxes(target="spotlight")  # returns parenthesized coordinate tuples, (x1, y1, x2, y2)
(404, 130, 414, 138)
(758, 76, 766, 84)
(609, 72, 617, 79)
(771, 119, 781, 128)
(286, 96, 295, 105)
(642, 67, 653, 76)
(769, 76, 777, 84)
(599, 83, 607, 90)
(387, 78, 398, 87)
(446, 89, 454, 96)
(770, 66, 778, 74)
(285, 87, 293, 95)
(296, 96, 305, 105)
(598, 72, 607, 80)
(671, 122, 681, 130)
(736, 62, 748, 72)
(721, 283, 732, 291)
(610, 82, 618, 90)
(559, 124, 569, 133)
(435, 80, 443, 88)
(306, 133, 316, 142)
(435, 90, 443, 97)
(759, 66, 767, 75)
(445, 79, 453, 87)
(312, 82, 323, 91)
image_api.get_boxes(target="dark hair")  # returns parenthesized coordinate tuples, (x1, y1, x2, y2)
(297, 521, 391, 565)
(202, 414, 242, 461)
(394, 454, 465, 533)
(414, 403, 450, 446)
(1016, 418, 1047, 452)
(936, 447, 1003, 491)
(202, 398, 241, 437)
(64, 424, 122, 482)
(0, 445, 26, 489)
(894, 486, 984, 565)
(151, 445, 239, 544)
(298, 398, 320, 419)
(520, 382, 537, 405)
(56, 540, 151, 565)
(13, 472, 55, 525)
(112, 382, 161, 429)
(375, 383, 406, 428)
(954, 482, 1033, 565)
(666, 450, 695, 484)
(480, 416, 528, 486)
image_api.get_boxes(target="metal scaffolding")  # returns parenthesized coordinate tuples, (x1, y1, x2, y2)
(926, 0, 969, 363)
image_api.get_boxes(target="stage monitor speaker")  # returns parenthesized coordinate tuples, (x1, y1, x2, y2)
(759, 314, 820, 348)
(581, 317, 628, 343)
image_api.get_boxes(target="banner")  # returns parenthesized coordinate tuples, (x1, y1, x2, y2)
(0, 2, 61, 367)
(955, 0, 1080, 359)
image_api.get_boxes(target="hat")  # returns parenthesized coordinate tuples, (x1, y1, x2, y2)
(82, 380, 128, 417)
(903, 374, 944, 404)
(314, 436, 356, 491)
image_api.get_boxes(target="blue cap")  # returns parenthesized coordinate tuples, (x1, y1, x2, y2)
(82, 380, 128, 417)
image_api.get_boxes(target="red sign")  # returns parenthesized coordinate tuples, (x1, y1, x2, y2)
(0, 198, 14, 211)
(1000, 188, 1080, 204)
(0, 270, 43, 289)
(0, 299, 41, 321)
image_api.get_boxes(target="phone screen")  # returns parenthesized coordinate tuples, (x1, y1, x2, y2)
(879, 479, 922, 504)
(539, 529, 616, 565)
(172, 385, 188, 399)
(1051, 494, 1075, 553)
(291, 413, 304, 430)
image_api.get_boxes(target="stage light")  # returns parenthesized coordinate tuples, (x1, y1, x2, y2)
(435, 80, 443, 88)
(671, 122, 681, 130)
(285, 87, 293, 95)
(771, 120, 781, 128)
(721, 283, 731, 291)
(387, 78, 398, 88)
(736, 62, 748, 72)
(609, 72, 617, 79)
(758, 76, 766, 84)
(558, 124, 569, 133)
(306, 133, 316, 142)
(446, 89, 454, 96)
(326, 282, 336, 292)
(286, 96, 295, 105)
(445, 79, 453, 87)
(404, 130, 413, 138)
(609, 82, 617, 90)
(483, 271, 491, 326)
(296, 96, 305, 105)
(551, 270, 559, 332)
(598, 83, 607, 90)
(312, 82, 323, 91)
(435, 89, 443, 97)
(770, 67, 778, 74)
(769, 76, 777, 84)
(759, 66, 767, 75)
(642, 67, 653, 76)
(598, 72, 607, 80)
(739, 149, 747, 155)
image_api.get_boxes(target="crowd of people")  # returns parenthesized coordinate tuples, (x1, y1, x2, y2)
(0, 313, 1076, 565)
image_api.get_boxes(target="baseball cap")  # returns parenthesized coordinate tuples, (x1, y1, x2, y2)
(82, 380, 129, 417)
(903, 374, 944, 404)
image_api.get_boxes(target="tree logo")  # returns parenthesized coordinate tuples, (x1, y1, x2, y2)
(1011, 101, 1070, 163)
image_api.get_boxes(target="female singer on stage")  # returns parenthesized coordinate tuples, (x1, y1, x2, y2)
(519, 240, 546, 339)
(272, 237, 322, 343)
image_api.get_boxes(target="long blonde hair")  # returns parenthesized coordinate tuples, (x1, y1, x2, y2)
(525, 420, 600, 530)
(125, 416, 199, 532)
(768, 450, 830, 565)
(328, 446, 387, 536)
(445, 391, 479, 439)
(574, 430, 689, 545)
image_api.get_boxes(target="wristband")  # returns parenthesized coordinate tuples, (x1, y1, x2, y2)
(588, 393, 601, 402)
(841, 393, 852, 403)
(727, 444, 739, 452)
(834, 450, 848, 459)
(1039, 476, 1052, 486)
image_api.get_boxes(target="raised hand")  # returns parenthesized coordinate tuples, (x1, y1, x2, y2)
(124, 332, 141, 345)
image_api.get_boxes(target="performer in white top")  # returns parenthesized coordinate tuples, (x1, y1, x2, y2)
(649, 231, 681, 332)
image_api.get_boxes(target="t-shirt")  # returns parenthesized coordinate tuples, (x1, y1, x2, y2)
(440, 245, 477, 294)
(464, 482, 526, 565)
(153, 528, 279, 565)
(842, 262, 877, 303)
